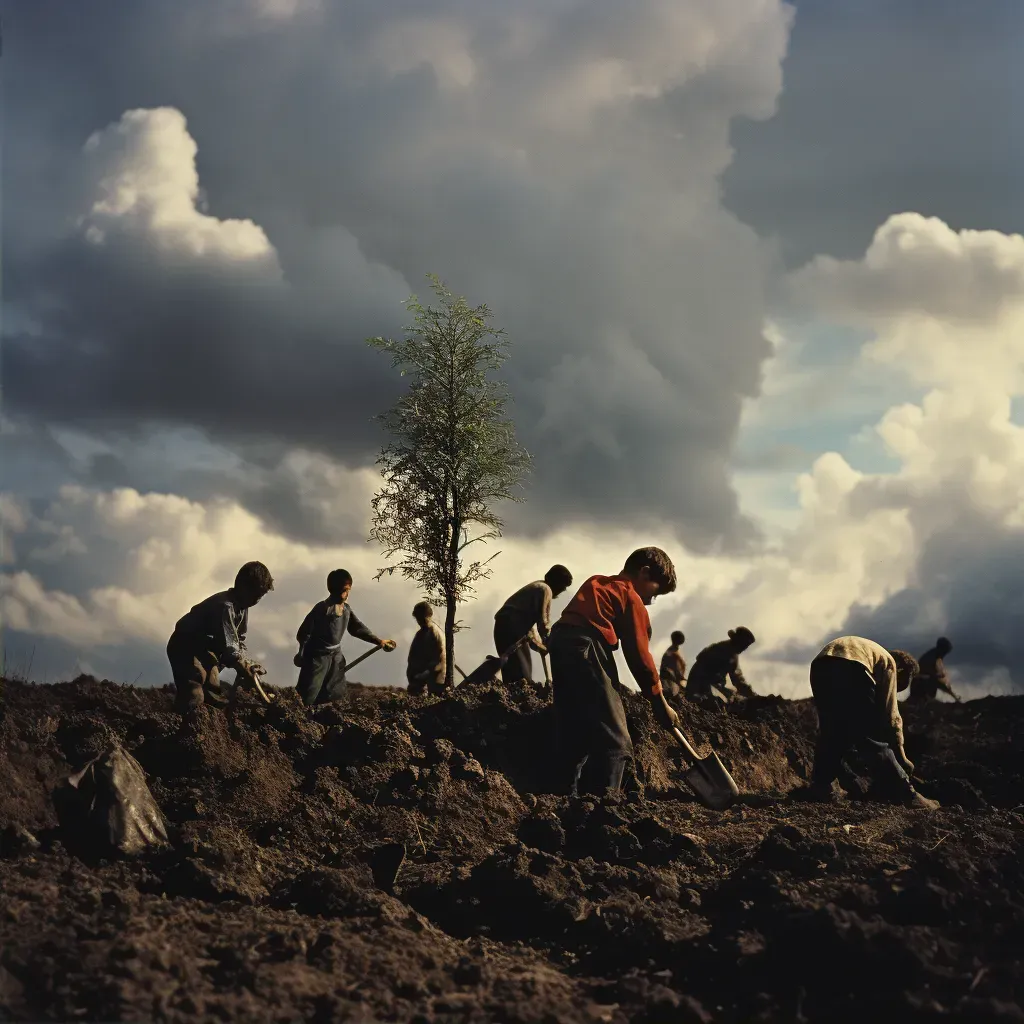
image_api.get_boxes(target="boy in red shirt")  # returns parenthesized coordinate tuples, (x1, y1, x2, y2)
(549, 546, 680, 797)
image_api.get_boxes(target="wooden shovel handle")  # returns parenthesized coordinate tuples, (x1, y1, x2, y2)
(344, 642, 384, 673)
(671, 726, 702, 764)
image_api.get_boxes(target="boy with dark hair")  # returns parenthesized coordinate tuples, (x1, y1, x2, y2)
(166, 560, 275, 713)
(294, 569, 396, 706)
(804, 635, 939, 809)
(660, 630, 687, 698)
(548, 546, 679, 798)
(686, 627, 756, 701)
(909, 636, 960, 703)
(494, 564, 574, 684)
(407, 600, 447, 697)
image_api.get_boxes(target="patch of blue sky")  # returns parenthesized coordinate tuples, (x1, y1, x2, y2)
(1010, 396, 1024, 426)
(729, 318, 921, 525)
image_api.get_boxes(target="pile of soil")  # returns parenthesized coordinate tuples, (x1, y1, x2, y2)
(1, 675, 1022, 1022)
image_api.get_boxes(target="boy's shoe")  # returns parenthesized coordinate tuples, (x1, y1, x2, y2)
(905, 790, 940, 811)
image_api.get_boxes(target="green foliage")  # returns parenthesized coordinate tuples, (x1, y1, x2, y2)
(367, 275, 532, 687)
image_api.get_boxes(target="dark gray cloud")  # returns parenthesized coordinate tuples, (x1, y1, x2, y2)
(723, 0, 1024, 269)
(2, 421, 375, 549)
(1, 627, 167, 689)
(1, 0, 793, 552)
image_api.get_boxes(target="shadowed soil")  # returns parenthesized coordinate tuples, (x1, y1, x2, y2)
(1, 675, 1022, 1022)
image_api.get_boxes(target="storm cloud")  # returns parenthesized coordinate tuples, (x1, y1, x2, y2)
(722, 0, 1024, 269)
(3, 1, 1024, 698)
(2, 0, 794, 550)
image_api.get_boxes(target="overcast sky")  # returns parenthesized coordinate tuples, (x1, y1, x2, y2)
(2, 0, 1023, 698)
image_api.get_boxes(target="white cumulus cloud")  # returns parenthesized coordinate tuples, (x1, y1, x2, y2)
(78, 107, 282, 275)
(652, 212, 1024, 698)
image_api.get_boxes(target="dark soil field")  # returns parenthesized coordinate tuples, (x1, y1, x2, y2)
(1, 675, 1023, 1023)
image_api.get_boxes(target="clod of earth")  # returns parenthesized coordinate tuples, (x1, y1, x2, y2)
(1, 675, 1023, 1022)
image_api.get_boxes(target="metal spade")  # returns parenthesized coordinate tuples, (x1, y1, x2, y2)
(458, 634, 532, 687)
(670, 726, 740, 811)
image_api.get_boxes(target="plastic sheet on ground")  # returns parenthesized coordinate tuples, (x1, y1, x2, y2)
(53, 743, 169, 855)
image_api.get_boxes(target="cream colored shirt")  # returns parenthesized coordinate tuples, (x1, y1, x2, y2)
(496, 580, 553, 645)
(815, 635, 910, 771)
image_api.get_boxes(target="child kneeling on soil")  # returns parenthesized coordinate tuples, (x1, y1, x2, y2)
(294, 570, 396, 706)
(548, 547, 680, 798)
(166, 561, 274, 713)
(805, 636, 939, 810)
(407, 601, 447, 697)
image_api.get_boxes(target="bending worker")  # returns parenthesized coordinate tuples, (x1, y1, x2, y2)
(686, 627, 756, 702)
(493, 564, 573, 684)
(804, 635, 939, 810)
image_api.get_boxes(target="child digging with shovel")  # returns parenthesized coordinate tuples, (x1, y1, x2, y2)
(294, 569, 397, 706)
(548, 547, 680, 799)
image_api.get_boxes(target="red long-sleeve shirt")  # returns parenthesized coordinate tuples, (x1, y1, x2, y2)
(557, 574, 663, 697)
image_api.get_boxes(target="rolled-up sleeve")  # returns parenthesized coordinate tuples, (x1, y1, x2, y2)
(219, 605, 246, 670)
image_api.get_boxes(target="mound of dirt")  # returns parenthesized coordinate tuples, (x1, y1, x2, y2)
(1, 675, 1022, 1022)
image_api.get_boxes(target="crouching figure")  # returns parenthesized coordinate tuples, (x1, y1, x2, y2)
(804, 635, 939, 810)
(166, 561, 274, 714)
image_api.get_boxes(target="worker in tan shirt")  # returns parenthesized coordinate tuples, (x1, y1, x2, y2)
(804, 636, 938, 809)
(493, 565, 573, 685)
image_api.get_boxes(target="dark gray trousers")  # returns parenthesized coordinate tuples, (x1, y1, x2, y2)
(494, 614, 534, 684)
(166, 634, 224, 712)
(549, 623, 634, 797)
(296, 650, 347, 706)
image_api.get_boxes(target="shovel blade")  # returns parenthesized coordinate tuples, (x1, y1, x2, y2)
(369, 841, 407, 893)
(682, 752, 740, 811)
(461, 655, 503, 687)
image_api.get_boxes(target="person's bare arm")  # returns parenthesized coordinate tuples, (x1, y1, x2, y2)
(936, 664, 961, 701)
(728, 659, 755, 698)
(538, 585, 552, 645)
(432, 625, 446, 681)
